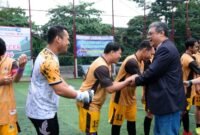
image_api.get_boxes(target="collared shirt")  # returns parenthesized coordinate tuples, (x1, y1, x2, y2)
(156, 38, 168, 51)
(26, 48, 62, 119)
(156, 43, 162, 50)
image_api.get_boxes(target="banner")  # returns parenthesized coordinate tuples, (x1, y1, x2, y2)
(0, 26, 32, 76)
(76, 35, 114, 57)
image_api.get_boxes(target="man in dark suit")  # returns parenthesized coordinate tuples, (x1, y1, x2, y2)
(132, 21, 185, 135)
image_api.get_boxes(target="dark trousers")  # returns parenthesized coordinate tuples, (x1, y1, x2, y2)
(29, 114, 59, 135)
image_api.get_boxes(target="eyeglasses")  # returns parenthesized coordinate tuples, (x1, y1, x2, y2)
(147, 31, 158, 36)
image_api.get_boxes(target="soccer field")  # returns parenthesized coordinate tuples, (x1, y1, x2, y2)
(14, 79, 196, 135)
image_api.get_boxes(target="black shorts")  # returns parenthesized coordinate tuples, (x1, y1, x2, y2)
(29, 114, 59, 135)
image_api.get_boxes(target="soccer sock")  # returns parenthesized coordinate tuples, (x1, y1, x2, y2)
(111, 125, 121, 135)
(127, 121, 136, 135)
(182, 112, 189, 132)
(144, 116, 152, 135)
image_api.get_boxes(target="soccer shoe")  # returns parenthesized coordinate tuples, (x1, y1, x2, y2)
(196, 127, 200, 135)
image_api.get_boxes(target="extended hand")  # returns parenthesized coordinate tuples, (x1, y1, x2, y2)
(183, 81, 190, 87)
(18, 54, 28, 68)
(0, 74, 13, 85)
(129, 74, 139, 86)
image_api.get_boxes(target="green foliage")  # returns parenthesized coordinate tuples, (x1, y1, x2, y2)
(120, 15, 155, 58)
(42, 2, 112, 36)
(186, 0, 200, 39)
(41, 2, 112, 65)
(0, 7, 46, 59)
(171, 0, 200, 53)
(0, 7, 29, 27)
(4, 0, 200, 65)
(32, 34, 46, 59)
(129, 0, 200, 54)
(149, 1, 173, 22)
(130, 0, 151, 8)
(126, 16, 144, 55)
(113, 27, 133, 60)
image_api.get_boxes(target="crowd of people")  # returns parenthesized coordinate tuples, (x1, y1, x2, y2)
(1, 21, 200, 135)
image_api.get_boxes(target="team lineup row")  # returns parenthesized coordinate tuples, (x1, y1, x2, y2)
(1, 21, 200, 135)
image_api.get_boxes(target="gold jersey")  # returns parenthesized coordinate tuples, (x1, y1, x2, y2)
(0, 56, 17, 125)
(181, 53, 195, 100)
(110, 54, 144, 106)
(79, 56, 113, 111)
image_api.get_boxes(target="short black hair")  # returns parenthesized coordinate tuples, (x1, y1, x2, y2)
(104, 42, 123, 54)
(185, 37, 197, 49)
(47, 25, 68, 44)
(149, 21, 169, 37)
(138, 40, 152, 51)
(0, 37, 6, 56)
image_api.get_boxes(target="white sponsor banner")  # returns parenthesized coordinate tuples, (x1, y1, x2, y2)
(76, 35, 114, 57)
(0, 26, 31, 76)
(0, 26, 31, 59)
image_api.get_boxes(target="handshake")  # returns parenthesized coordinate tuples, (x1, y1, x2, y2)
(126, 74, 139, 86)
(76, 89, 94, 104)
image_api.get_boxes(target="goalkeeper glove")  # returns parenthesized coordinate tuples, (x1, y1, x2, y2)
(76, 89, 94, 103)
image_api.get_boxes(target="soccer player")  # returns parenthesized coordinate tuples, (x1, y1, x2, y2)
(77, 42, 134, 135)
(192, 39, 200, 134)
(0, 37, 27, 135)
(26, 25, 93, 135)
(181, 37, 200, 135)
(108, 40, 153, 135)
(142, 46, 155, 135)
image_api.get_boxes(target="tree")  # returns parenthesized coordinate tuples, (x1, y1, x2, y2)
(131, 0, 183, 22)
(42, 2, 112, 65)
(172, 0, 200, 53)
(130, 0, 152, 8)
(0, 7, 46, 59)
(122, 15, 154, 56)
(42, 2, 112, 36)
(0, 7, 29, 27)
(129, 0, 195, 54)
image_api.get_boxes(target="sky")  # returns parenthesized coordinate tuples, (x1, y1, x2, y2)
(0, 0, 148, 28)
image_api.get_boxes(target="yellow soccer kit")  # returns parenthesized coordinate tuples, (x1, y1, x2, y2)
(181, 53, 196, 110)
(0, 123, 18, 135)
(193, 52, 200, 106)
(108, 100, 137, 125)
(78, 107, 100, 133)
(0, 55, 19, 135)
(77, 56, 113, 133)
(108, 54, 143, 125)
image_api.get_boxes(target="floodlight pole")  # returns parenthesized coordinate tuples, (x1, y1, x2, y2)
(143, 0, 147, 39)
(73, 0, 77, 78)
(185, 0, 191, 38)
(111, 0, 117, 76)
(28, 0, 32, 60)
(112, 0, 115, 36)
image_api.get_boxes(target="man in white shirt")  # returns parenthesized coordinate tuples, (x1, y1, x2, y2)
(26, 25, 93, 135)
